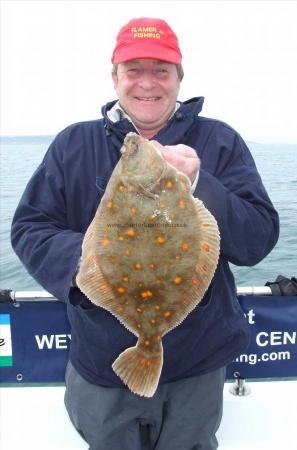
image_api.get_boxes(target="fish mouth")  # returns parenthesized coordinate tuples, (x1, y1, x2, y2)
(121, 132, 141, 156)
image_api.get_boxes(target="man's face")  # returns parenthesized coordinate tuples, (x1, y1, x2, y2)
(112, 59, 181, 138)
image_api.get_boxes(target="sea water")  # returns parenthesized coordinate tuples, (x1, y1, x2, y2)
(0, 135, 296, 292)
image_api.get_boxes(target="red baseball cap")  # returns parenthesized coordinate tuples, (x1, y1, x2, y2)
(111, 17, 182, 64)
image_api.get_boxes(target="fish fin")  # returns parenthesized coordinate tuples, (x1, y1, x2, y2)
(76, 258, 140, 336)
(112, 340, 163, 397)
(193, 197, 221, 278)
(184, 197, 220, 303)
(162, 198, 220, 334)
(76, 252, 113, 306)
(76, 216, 141, 336)
(76, 205, 116, 307)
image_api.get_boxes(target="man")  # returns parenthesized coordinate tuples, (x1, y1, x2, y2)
(11, 17, 279, 450)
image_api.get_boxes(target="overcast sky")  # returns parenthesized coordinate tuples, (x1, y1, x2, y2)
(1, 0, 297, 143)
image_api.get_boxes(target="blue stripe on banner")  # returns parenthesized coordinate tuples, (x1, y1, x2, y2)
(0, 297, 297, 384)
(0, 314, 10, 325)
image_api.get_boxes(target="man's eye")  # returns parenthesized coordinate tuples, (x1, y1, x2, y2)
(155, 67, 168, 74)
(154, 68, 168, 77)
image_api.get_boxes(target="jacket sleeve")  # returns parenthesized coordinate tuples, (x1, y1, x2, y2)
(195, 126, 279, 266)
(11, 135, 84, 302)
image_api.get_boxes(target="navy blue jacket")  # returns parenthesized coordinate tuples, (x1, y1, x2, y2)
(11, 97, 279, 387)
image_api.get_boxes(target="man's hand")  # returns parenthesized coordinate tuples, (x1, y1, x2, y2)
(151, 141, 200, 184)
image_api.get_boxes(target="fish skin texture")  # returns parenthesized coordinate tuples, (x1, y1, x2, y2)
(76, 132, 220, 397)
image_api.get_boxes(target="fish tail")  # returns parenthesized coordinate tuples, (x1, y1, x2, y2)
(112, 341, 163, 398)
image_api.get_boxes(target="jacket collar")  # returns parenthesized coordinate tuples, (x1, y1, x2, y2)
(106, 101, 181, 125)
(101, 96, 205, 146)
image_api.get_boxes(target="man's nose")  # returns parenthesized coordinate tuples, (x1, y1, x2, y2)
(138, 72, 156, 90)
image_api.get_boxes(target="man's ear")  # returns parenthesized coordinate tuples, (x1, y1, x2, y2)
(112, 73, 118, 90)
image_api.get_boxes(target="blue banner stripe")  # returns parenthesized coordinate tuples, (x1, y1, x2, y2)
(0, 314, 10, 325)
(0, 297, 297, 384)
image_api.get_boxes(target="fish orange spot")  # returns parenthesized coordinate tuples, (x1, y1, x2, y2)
(117, 184, 125, 192)
(146, 360, 152, 366)
(124, 300, 129, 305)
(124, 249, 131, 256)
(181, 242, 189, 251)
(149, 262, 156, 269)
(144, 340, 150, 347)
(140, 357, 146, 365)
(202, 223, 210, 227)
(106, 201, 113, 209)
(175, 254, 182, 260)
(202, 243, 210, 252)
(102, 238, 110, 246)
(164, 311, 172, 318)
(178, 199, 186, 208)
(191, 278, 199, 285)
(160, 203, 166, 209)
(173, 275, 182, 285)
(134, 262, 142, 270)
(150, 319, 156, 325)
(137, 323, 142, 329)
(126, 228, 136, 237)
(136, 307, 142, 313)
(117, 286, 126, 295)
(138, 282, 143, 287)
(122, 276, 129, 283)
(156, 235, 166, 244)
(141, 290, 153, 299)
(202, 264, 209, 272)
(155, 305, 160, 311)
(116, 306, 124, 313)
(166, 180, 174, 189)
(181, 299, 189, 305)
(149, 213, 157, 220)
(130, 207, 137, 214)
(118, 235, 124, 241)
(156, 335, 161, 342)
(97, 283, 109, 292)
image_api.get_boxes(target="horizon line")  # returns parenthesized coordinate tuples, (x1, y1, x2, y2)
(1, 134, 297, 146)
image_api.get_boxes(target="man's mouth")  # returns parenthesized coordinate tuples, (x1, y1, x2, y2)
(135, 97, 161, 101)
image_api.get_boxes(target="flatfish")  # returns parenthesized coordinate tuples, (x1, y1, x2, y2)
(76, 132, 220, 397)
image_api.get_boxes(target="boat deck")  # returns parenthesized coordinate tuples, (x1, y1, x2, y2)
(1, 380, 297, 449)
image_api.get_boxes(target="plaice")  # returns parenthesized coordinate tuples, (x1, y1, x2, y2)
(76, 132, 220, 397)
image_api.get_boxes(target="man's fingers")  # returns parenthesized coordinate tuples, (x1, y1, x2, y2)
(151, 141, 198, 159)
(164, 144, 197, 158)
(150, 140, 200, 182)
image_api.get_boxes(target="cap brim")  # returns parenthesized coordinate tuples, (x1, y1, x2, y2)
(113, 43, 182, 64)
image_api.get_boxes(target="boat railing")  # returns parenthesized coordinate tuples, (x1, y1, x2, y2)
(0, 286, 273, 302)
